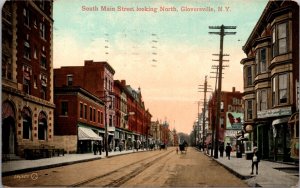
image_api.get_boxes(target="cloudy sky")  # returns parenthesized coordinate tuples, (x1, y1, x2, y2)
(53, 0, 269, 134)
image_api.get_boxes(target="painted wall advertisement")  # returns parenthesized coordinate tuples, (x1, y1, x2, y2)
(226, 112, 243, 130)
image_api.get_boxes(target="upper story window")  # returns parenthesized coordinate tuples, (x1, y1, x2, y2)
(2, 55, 12, 80)
(67, 75, 73, 86)
(24, 41, 31, 59)
(23, 8, 30, 26)
(89, 107, 93, 121)
(246, 66, 253, 86)
(279, 74, 288, 104)
(80, 103, 83, 118)
(257, 89, 267, 111)
(272, 22, 288, 57)
(41, 53, 46, 68)
(84, 104, 87, 119)
(246, 100, 253, 120)
(255, 48, 267, 74)
(61, 101, 68, 116)
(40, 22, 46, 39)
(272, 73, 289, 106)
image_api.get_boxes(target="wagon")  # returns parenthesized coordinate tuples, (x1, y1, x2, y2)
(179, 144, 187, 154)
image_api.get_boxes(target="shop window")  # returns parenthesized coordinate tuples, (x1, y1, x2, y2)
(38, 112, 47, 140)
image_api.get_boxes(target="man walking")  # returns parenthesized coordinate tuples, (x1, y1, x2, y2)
(225, 143, 232, 160)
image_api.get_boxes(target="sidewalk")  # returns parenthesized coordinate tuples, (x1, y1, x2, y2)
(202, 150, 299, 187)
(2, 149, 144, 176)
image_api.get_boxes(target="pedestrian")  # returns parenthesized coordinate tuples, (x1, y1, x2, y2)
(98, 141, 102, 155)
(219, 142, 224, 157)
(93, 141, 97, 155)
(225, 143, 232, 160)
(251, 146, 260, 175)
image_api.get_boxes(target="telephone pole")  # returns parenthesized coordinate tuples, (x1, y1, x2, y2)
(209, 25, 236, 159)
(198, 76, 211, 150)
(210, 59, 229, 157)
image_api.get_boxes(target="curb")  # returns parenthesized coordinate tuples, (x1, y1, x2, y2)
(2, 150, 150, 177)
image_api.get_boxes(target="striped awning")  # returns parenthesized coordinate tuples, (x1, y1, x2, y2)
(78, 127, 103, 141)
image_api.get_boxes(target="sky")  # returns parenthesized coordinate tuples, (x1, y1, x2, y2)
(53, 0, 269, 134)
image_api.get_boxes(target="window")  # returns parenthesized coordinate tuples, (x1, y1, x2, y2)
(255, 48, 266, 74)
(221, 101, 224, 112)
(100, 112, 104, 124)
(41, 54, 46, 68)
(97, 111, 100, 123)
(272, 73, 289, 106)
(61, 101, 68, 116)
(272, 22, 288, 57)
(84, 105, 87, 119)
(40, 22, 46, 39)
(272, 77, 276, 106)
(257, 89, 267, 111)
(109, 115, 113, 126)
(41, 86, 46, 99)
(2, 55, 12, 80)
(23, 78, 31, 94)
(279, 74, 288, 104)
(22, 109, 32, 140)
(34, 46, 38, 59)
(39, 0, 45, 10)
(90, 107, 93, 121)
(24, 41, 31, 59)
(80, 103, 83, 118)
(93, 109, 96, 122)
(67, 75, 73, 86)
(246, 100, 253, 120)
(246, 66, 252, 86)
(23, 8, 30, 26)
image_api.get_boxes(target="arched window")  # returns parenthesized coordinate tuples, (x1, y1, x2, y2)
(38, 111, 47, 140)
(22, 107, 32, 140)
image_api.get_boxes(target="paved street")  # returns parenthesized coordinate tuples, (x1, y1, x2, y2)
(2, 147, 246, 187)
(2, 147, 299, 187)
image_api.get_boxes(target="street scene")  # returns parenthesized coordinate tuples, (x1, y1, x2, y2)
(1, 0, 299, 187)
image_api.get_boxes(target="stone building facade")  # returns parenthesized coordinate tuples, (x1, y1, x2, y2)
(2, 0, 55, 160)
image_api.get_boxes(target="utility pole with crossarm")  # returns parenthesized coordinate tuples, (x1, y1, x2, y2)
(209, 25, 236, 159)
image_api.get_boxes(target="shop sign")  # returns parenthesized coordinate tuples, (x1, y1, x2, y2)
(225, 130, 237, 137)
(226, 112, 244, 130)
(257, 107, 292, 118)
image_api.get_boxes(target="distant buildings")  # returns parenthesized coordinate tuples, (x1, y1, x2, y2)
(2, 1, 55, 160)
(241, 0, 299, 161)
(54, 60, 153, 153)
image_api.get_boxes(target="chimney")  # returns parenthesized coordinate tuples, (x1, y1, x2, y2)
(232, 87, 236, 93)
(121, 80, 126, 86)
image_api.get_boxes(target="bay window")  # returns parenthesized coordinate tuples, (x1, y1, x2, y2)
(272, 22, 288, 57)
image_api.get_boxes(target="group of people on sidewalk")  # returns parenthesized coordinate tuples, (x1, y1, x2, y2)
(93, 141, 103, 155)
(220, 143, 260, 175)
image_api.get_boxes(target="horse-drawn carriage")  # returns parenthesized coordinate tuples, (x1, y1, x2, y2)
(179, 141, 188, 154)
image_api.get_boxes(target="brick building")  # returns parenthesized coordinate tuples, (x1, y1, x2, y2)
(2, 1, 55, 160)
(241, 1, 299, 161)
(208, 87, 243, 149)
(54, 60, 115, 152)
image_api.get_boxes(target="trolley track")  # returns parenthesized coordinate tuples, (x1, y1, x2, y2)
(70, 149, 174, 187)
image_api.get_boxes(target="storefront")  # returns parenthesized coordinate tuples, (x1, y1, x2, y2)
(77, 126, 103, 153)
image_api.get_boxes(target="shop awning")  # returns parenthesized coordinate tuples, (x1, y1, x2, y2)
(272, 117, 289, 126)
(78, 127, 103, 141)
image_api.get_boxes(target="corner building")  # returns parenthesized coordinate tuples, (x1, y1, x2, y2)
(241, 1, 299, 162)
(2, 1, 55, 160)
